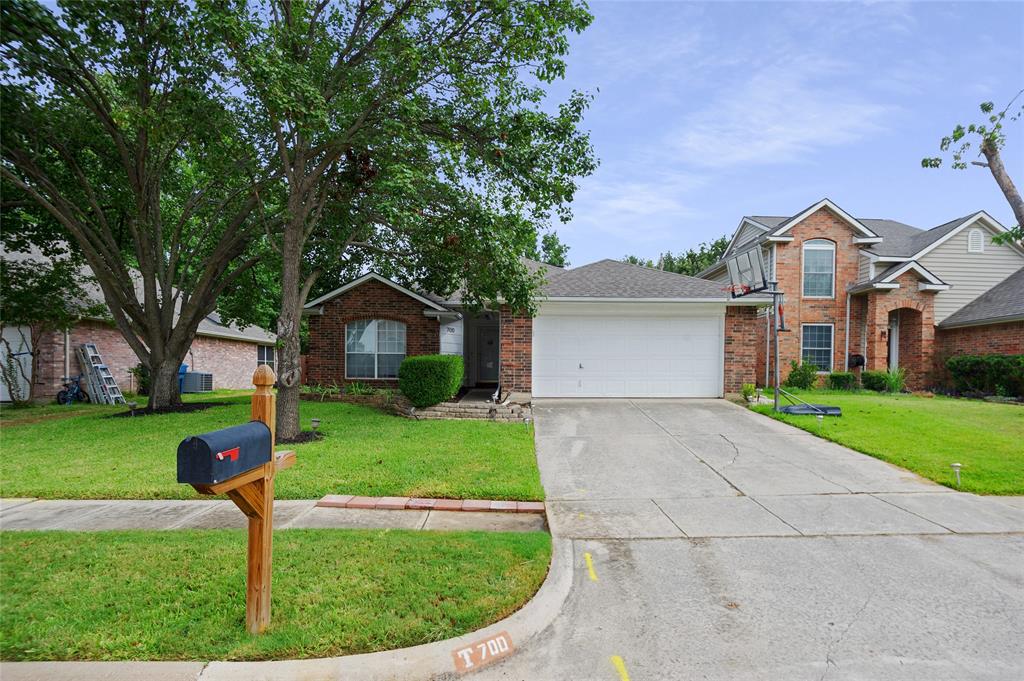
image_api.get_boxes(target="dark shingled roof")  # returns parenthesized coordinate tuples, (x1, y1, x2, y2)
(539, 259, 735, 299)
(939, 267, 1024, 328)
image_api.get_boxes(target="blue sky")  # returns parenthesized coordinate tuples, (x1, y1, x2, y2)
(546, 1, 1024, 265)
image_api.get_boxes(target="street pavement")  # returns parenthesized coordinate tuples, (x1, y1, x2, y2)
(475, 399, 1024, 681)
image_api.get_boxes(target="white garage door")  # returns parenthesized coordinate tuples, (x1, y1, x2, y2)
(532, 312, 724, 397)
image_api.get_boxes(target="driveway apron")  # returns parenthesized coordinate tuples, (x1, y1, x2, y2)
(476, 399, 1024, 680)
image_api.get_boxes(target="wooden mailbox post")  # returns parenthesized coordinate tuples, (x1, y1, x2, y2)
(187, 366, 295, 634)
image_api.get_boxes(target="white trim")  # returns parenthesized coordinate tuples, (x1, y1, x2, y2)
(540, 296, 770, 305)
(770, 199, 879, 238)
(918, 283, 951, 291)
(724, 217, 771, 256)
(939, 313, 1024, 329)
(305, 272, 450, 311)
(764, 235, 794, 243)
(912, 211, 1021, 260)
(801, 239, 836, 299)
(800, 322, 835, 373)
(852, 237, 883, 244)
(877, 260, 946, 285)
(967, 227, 985, 253)
(871, 283, 901, 290)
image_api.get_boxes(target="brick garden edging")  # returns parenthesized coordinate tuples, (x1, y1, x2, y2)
(318, 494, 545, 513)
(299, 391, 532, 422)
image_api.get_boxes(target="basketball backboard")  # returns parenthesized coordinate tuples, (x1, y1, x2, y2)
(725, 247, 769, 298)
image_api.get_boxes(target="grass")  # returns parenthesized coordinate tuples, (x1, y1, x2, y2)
(0, 393, 543, 501)
(0, 528, 551, 661)
(752, 390, 1024, 495)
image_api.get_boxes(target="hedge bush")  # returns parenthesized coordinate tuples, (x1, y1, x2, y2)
(783, 361, 819, 389)
(946, 354, 1024, 398)
(861, 370, 888, 392)
(398, 355, 464, 408)
(826, 371, 858, 390)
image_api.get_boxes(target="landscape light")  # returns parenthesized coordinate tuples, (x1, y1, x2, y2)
(311, 417, 321, 432)
(950, 462, 962, 486)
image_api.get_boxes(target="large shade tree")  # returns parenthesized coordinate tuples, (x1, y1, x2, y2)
(209, 0, 597, 439)
(1, 0, 277, 409)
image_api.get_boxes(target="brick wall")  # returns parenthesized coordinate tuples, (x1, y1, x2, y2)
(772, 207, 864, 381)
(724, 306, 761, 392)
(933, 321, 1024, 383)
(306, 278, 439, 388)
(863, 272, 937, 390)
(499, 306, 532, 393)
(32, 319, 264, 399)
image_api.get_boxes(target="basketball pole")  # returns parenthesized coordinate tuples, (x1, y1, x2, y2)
(771, 280, 780, 412)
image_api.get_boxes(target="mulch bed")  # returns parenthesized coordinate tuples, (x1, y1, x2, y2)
(108, 402, 227, 418)
(278, 430, 325, 445)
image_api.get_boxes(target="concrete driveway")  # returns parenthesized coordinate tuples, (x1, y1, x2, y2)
(477, 399, 1024, 680)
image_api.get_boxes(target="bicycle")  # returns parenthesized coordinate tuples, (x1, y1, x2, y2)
(56, 375, 90, 405)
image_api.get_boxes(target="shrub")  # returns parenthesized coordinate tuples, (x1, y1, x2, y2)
(398, 355, 464, 408)
(741, 383, 756, 401)
(783, 361, 819, 389)
(861, 370, 888, 392)
(826, 371, 858, 390)
(345, 381, 375, 396)
(882, 367, 906, 393)
(946, 354, 1024, 398)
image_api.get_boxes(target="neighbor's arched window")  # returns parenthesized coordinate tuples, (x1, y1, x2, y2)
(967, 228, 985, 253)
(802, 239, 835, 298)
(345, 320, 406, 379)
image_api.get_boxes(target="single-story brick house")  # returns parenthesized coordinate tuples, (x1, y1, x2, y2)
(304, 259, 769, 398)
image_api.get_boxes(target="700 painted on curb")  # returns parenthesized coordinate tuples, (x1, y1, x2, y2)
(452, 631, 515, 672)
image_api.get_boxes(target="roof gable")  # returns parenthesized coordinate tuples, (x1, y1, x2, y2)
(304, 272, 450, 311)
(769, 198, 879, 239)
(939, 266, 1024, 328)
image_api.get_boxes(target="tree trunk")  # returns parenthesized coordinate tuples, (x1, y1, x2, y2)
(982, 140, 1024, 229)
(274, 217, 305, 441)
(148, 356, 183, 410)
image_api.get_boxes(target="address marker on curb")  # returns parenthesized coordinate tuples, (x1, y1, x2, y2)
(452, 631, 515, 672)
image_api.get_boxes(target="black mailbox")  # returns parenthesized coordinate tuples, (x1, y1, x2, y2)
(848, 353, 866, 369)
(177, 421, 273, 485)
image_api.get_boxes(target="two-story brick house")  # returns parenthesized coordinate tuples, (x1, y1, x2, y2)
(699, 199, 1024, 390)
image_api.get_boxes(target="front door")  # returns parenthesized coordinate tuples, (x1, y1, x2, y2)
(477, 325, 499, 383)
(887, 312, 900, 370)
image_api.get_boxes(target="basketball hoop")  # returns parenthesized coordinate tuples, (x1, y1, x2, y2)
(722, 283, 752, 298)
(724, 247, 769, 297)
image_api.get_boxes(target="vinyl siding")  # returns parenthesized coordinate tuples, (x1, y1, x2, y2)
(857, 252, 871, 282)
(707, 266, 731, 284)
(919, 223, 1024, 323)
(731, 220, 766, 252)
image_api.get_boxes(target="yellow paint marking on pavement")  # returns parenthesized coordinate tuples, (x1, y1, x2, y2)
(611, 655, 631, 681)
(584, 552, 598, 581)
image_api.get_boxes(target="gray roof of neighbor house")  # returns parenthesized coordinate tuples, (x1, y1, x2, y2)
(539, 258, 745, 299)
(1, 247, 275, 345)
(712, 208, 985, 274)
(938, 267, 1024, 328)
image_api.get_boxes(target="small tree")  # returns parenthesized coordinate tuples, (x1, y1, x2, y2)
(923, 91, 1024, 244)
(531, 232, 571, 267)
(0, 255, 105, 402)
(624, 236, 730, 277)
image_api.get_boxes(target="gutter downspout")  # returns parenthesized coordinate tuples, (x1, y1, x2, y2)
(63, 329, 71, 380)
(765, 310, 770, 386)
(844, 292, 851, 371)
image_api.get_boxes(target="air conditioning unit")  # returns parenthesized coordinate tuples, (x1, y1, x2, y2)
(182, 372, 213, 393)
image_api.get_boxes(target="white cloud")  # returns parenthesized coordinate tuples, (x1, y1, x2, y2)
(671, 57, 896, 168)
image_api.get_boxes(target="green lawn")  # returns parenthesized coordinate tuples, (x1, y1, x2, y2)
(0, 529, 551, 661)
(752, 391, 1024, 495)
(0, 393, 543, 500)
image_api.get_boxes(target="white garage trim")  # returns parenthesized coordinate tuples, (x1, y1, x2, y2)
(532, 302, 726, 398)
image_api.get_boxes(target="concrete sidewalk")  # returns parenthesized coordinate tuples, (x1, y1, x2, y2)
(0, 498, 547, 533)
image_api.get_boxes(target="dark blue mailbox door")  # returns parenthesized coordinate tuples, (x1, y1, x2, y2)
(177, 421, 273, 485)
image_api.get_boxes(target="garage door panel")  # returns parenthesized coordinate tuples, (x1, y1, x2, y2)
(532, 313, 724, 398)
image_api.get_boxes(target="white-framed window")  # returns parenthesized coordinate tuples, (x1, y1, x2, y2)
(802, 239, 835, 298)
(345, 320, 406, 379)
(967, 228, 985, 253)
(801, 324, 834, 372)
(257, 345, 275, 371)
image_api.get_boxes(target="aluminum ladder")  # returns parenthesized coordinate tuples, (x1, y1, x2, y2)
(77, 343, 126, 405)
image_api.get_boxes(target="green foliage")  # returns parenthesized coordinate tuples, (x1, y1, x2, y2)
(882, 367, 907, 393)
(622, 236, 730, 277)
(826, 372, 858, 390)
(530, 231, 571, 267)
(344, 382, 375, 396)
(922, 94, 1023, 171)
(128, 364, 151, 397)
(399, 355, 465, 408)
(946, 354, 1024, 398)
(741, 383, 756, 401)
(992, 225, 1024, 246)
(783, 361, 819, 389)
(861, 370, 889, 392)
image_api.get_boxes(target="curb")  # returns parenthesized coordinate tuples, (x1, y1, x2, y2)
(318, 494, 545, 513)
(1, 531, 573, 681)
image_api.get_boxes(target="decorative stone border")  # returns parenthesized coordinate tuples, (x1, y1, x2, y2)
(300, 391, 532, 422)
(318, 494, 545, 513)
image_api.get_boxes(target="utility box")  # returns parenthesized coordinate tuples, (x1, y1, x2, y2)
(182, 372, 213, 393)
(177, 421, 272, 485)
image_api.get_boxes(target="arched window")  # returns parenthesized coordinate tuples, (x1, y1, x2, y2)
(967, 228, 985, 253)
(802, 239, 835, 298)
(345, 320, 406, 379)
